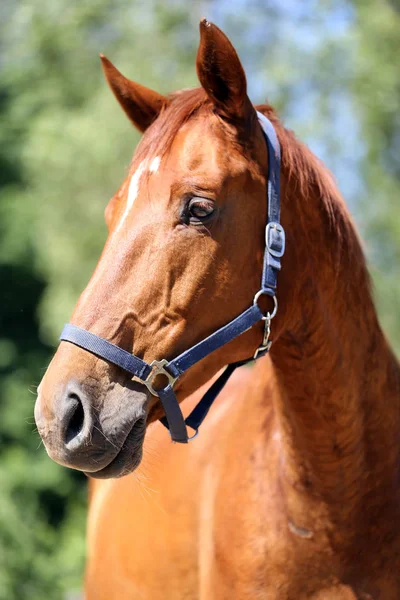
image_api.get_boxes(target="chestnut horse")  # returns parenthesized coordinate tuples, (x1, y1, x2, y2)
(35, 20, 400, 599)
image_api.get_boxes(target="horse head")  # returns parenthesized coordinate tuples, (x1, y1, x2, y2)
(35, 20, 288, 478)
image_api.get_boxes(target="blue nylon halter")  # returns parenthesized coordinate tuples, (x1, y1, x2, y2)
(60, 112, 285, 444)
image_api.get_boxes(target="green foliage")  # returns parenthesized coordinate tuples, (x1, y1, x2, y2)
(0, 1, 200, 596)
(350, 0, 400, 351)
(0, 0, 398, 597)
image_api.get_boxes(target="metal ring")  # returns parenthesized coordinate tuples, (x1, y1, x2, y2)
(187, 428, 199, 442)
(253, 290, 278, 320)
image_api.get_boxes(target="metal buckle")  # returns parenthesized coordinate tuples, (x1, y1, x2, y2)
(266, 222, 285, 258)
(254, 317, 272, 359)
(133, 359, 178, 396)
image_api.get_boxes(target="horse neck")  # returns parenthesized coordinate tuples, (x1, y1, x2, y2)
(267, 134, 400, 519)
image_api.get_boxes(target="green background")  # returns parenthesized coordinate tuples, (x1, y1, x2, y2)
(0, 1, 399, 597)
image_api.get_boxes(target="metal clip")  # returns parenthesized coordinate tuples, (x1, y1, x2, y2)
(253, 317, 272, 359)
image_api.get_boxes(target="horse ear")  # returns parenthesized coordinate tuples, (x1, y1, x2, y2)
(196, 19, 252, 121)
(100, 55, 166, 132)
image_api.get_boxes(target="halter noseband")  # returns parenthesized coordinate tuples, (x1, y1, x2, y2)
(59, 112, 285, 443)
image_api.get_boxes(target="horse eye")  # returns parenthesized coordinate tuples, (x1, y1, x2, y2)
(188, 198, 215, 223)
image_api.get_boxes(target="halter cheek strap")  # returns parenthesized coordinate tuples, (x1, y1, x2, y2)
(59, 112, 285, 444)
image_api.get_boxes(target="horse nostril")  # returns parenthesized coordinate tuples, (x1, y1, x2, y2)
(64, 393, 86, 445)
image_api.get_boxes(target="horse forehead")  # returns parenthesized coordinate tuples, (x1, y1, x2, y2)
(166, 118, 249, 179)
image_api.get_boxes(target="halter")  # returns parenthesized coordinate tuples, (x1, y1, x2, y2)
(59, 112, 285, 443)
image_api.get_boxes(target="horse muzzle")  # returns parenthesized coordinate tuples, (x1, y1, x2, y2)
(35, 375, 149, 478)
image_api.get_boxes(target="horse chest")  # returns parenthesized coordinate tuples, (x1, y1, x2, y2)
(85, 392, 400, 600)
(86, 481, 378, 600)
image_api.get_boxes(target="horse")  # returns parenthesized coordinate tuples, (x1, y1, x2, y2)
(35, 19, 400, 599)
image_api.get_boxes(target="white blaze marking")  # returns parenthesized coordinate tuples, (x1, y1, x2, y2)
(114, 156, 161, 233)
(149, 156, 161, 173)
(115, 160, 147, 233)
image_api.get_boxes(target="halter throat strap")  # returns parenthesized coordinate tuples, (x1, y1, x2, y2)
(59, 112, 285, 443)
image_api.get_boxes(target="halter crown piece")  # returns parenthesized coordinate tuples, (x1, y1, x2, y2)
(60, 112, 285, 443)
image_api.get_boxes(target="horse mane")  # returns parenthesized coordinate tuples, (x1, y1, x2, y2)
(256, 104, 370, 285)
(135, 88, 345, 222)
(133, 88, 369, 285)
(133, 87, 212, 165)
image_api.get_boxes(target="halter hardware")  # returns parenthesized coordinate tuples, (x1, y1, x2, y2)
(253, 290, 278, 320)
(59, 112, 285, 444)
(134, 359, 178, 396)
(254, 317, 272, 360)
(266, 221, 285, 258)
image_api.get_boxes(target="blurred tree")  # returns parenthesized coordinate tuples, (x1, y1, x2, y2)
(350, 0, 400, 351)
(0, 1, 200, 597)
